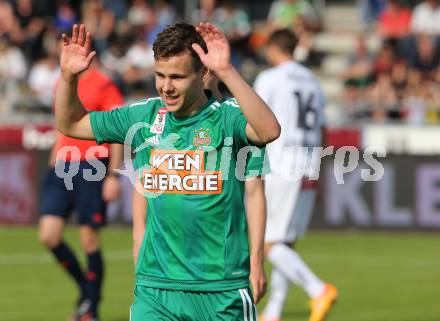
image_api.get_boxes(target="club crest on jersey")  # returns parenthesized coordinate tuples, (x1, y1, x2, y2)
(150, 107, 167, 134)
(193, 128, 211, 148)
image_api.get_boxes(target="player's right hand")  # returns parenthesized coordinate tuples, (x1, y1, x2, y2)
(60, 24, 96, 81)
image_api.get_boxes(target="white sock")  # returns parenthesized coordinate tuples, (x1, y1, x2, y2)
(263, 268, 291, 320)
(267, 243, 325, 299)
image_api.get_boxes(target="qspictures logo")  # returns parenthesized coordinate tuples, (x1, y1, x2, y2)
(143, 150, 223, 194)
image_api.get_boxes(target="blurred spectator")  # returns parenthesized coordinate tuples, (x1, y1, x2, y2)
(54, 0, 77, 34)
(214, 1, 251, 41)
(373, 41, 395, 75)
(128, 0, 154, 28)
(126, 0, 161, 46)
(12, 0, 46, 62)
(100, 35, 130, 90)
(390, 59, 408, 101)
(0, 36, 27, 113)
(367, 71, 398, 121)
(377, 0, 411, 41)
(123, 34, 155, 95)
(103, 0, 128, 21)
(82, 0, 115, 54)
(402, 83, 428, 124)
(213, 1, 252, 66)
(344, 35, 374, 85)
(266, 0, 322, 65)
(343, 35, 374, 113)
(358, 0, 386, 30)
(27, 50, 60, 110)
(0, 1, 21, 41)
(192, 0, 217, 23)
(155, 0, 177, 29)
(267, 0, 321, 32)
(407, 34, 440, 79)
(0, 35, 26, 81)
(410, 0, 440, 35)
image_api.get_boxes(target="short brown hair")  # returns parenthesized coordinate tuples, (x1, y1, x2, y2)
(267, 29, 298, 55)
(153, 23, 207, 71)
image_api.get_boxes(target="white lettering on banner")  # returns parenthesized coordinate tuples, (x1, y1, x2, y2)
(324, 162, 440, 229)
(374, 165, 412, 227)
(325, 164, 372, 226)
(416, 166, 440, 227)
(22, 126, 55, 150)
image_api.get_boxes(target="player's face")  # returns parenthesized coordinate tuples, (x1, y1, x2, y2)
(155, 51, 206, 116)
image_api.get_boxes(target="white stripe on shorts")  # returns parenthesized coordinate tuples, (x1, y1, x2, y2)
(242, 288, 255, 321)
(239, 289, 249, 321)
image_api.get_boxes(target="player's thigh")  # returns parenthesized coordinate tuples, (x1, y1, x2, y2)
(38, 215, 65, 247)
(213, 288, 258, 321)
(74, 163, 107, 229)
(40, 167, 74, 221)
(288, 188, 317, 239)
(130, 286, 177, 321)
(264, 174, 301, 243)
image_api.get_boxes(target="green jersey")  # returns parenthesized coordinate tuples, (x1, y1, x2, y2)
(90, 94, 266, 292)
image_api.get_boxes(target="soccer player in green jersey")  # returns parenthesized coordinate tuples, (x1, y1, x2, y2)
(55, 22, 280, 320)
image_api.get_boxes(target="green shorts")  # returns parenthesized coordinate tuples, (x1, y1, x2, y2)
(130, 286, 258, 321)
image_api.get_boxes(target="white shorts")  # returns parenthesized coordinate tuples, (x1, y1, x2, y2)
(264, 174, 317, 243)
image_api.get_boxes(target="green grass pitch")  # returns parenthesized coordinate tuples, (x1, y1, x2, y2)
(0, 227, 439, 321)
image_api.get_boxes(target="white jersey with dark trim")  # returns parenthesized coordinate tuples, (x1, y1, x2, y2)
(254, 61, 325, 176)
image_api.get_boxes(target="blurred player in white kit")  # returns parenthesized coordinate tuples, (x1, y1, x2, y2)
(255, 29, 338, 321)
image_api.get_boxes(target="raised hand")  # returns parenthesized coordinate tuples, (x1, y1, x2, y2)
(60, 24, 96, 80)
(192, 22, 231, 75)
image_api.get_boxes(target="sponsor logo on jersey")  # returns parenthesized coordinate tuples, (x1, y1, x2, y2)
(193, 128, 211, 148)
(150, 107, 167, 134)
(145, 135, 160, 146)
(143, 149, 222, 194)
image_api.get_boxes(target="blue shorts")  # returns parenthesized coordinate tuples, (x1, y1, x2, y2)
(40, 160, 108, 229)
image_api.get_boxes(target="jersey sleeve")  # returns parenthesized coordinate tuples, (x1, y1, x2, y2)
(90, 106, 132, 144)
(222, 98, 253, 148)
(90, 99, 155, 145)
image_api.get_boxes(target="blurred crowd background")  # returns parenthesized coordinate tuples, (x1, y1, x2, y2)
(1, 0, 438, 126)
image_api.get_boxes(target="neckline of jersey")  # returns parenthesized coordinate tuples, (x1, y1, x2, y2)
(168, 91, 217, 124)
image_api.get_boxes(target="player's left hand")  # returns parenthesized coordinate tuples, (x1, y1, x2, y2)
(249, 260, 267, 304)
(102, 175, 121, 202)
(192, 22, 232, 75)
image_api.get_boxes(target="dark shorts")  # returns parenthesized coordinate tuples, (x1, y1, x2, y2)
(40, 160, 108, 229)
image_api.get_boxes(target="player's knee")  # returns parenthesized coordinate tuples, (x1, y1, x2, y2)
(39, 230, 61, 248)
(80, 229, 100, 253)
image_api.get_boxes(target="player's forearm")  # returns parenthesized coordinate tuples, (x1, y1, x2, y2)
(108, 144, 123, 173)
(217, 66, 280, 143)
(245, 181, 266, 264)
(248, 207, 266, 265)
(55, 76, 88, 138)
(132, 183, 147, 264)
